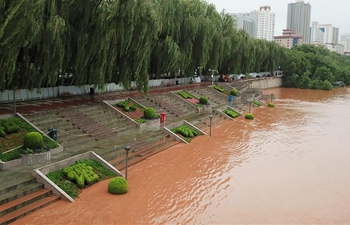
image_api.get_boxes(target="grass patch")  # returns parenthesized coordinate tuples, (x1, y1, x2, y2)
(46, 159, 116, 199)
(171, 125, 201, 142)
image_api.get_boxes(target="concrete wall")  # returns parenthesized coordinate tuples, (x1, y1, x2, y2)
(248, 77, 282, 89)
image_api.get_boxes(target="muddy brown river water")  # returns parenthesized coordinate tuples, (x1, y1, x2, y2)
(14, 87, 350, 224)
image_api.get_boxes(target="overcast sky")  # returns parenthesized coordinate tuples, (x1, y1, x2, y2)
(206, 0, 350, 36)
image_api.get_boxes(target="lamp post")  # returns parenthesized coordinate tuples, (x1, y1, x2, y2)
(211, 74, 214, 86)
(209, 115, 214, 137)
(123, 146, 131, 180)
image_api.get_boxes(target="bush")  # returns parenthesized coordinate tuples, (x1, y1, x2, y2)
(0, 128, 6, 137)
(171, 125, 200, 138)
(230, 89, 238, 96)
(268, 102, 275, 107)
(1, 120, 19, 134)
(129, 105, 137, 111)
(116, 101, 128, 108)
(214, 86, 224, 92)
(223, 109, 240, 118)
(252, 100, 262, 106)
(144, 107, 157, 119)
(108, 177, 128, 195)
(245, 113, 254, 120)
(199, 96, 208, 105)
(23, 132, 44, 149)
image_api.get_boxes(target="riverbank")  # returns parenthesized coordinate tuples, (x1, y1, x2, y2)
(13, 88, 350, 224)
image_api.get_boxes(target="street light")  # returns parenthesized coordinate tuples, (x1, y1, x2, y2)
(209, 115, 214, 137)
(123, 146, 131, 180)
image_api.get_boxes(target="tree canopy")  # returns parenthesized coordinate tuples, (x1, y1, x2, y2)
(1, 0, 349, 92)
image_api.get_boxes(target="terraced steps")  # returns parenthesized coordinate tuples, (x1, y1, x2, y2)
(0, 176, 59, 225)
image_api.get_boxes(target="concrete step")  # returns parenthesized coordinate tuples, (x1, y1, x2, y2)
(0, 182, 44, 205)
(0, 177, 36, 196)
(0, 194, 59, 225)
(0, 189, 52, 216)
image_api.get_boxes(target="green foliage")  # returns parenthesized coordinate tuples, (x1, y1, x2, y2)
(108, 177, 128, 195)
(116, 101, 128, 108)
(176, 91, 196, 99)
(143, 107, 158, 119)
(322, 80, 333, 90)
(214, 86, 224, 92)
(252, 100, 263, 106)
(199, 96, 208, 105)
(245, 113, 255, 120)
(0, 129, 6, 137)
(1, 120, 19, 134)
(47, 159, 116, 199)
(223, 109, 240, 118)
(0, 150, 21, 162)
(268, 102, 275, 107)
(230, 89, 238, 96)
(171, 125, 200, 138)
(23, 132, 44, 150)
(135, 118, 147, 123)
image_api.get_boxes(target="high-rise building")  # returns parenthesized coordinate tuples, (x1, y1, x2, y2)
(287, 1, 311, 43)
(256, 6, 275, 41)
(231, 6, 275, 41)
(231, 13, 257, 38)
(310, 21, 325, 44)
(340, 33, 350, 52)
(319, 24, 339, 44)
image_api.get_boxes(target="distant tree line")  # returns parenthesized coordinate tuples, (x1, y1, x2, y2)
(0, 0, 349, 92)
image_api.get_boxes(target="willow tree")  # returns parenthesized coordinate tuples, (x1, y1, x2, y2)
(0, 0, 46, 90)
(110, 0, 159, 93)
(217, 12, 239, 74)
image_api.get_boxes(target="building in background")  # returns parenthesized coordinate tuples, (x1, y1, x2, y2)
(325, 43, 345, 54)
(231, 6, 275, 41)
(320, 24, 339, 44)
(231, 13, 257, 38)
(273, 29, 303, 49)
(310, 21, 325, 45)
(287, 1, 311, 43)
(340, 33, 350, 52)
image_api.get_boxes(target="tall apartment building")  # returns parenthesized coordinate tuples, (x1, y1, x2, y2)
(231, 6, 275, 41)
(287, 1, 311, 43)
(231, 13, 257, 38)
(310, 21, 325, 44)
(320, 24, 338, 44)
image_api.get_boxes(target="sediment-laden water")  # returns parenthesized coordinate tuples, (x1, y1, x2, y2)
(14, 87, 350, 224)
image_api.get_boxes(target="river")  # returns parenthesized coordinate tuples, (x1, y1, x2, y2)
(14, 87, 350, 224)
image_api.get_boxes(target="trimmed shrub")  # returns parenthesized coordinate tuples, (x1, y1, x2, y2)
(144, 107, 157, 119)
(108, 177, 128, 195)
(171, 125, 200, 138)
(214, 86, 224, 92)
(23, 132, 44, 149)
(230, 89, 238, 96)
(268, 102, 275, 107)
(0, 128, 6, 137)
(116, 101, 128, 108)
(129, 105, 137, 112)
(252, 100, 263, 106)
(199, 96, 208, 105)
(245, 113, 255, 120)
(1, 121, 19, 134)
(223, 109, 240, 118)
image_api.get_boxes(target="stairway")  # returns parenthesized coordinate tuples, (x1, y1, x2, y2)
(0, 176, 59, 224)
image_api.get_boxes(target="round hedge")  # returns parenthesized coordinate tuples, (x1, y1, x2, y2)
(245, 113, 255, 120)
(23, 132, 44, 149)
(199, 96, 208, 104)
(144, 107, 157, 119)
(230, 89, 238, 96)
(108, 177, 128, 195)
(268, 102, 275, 107)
